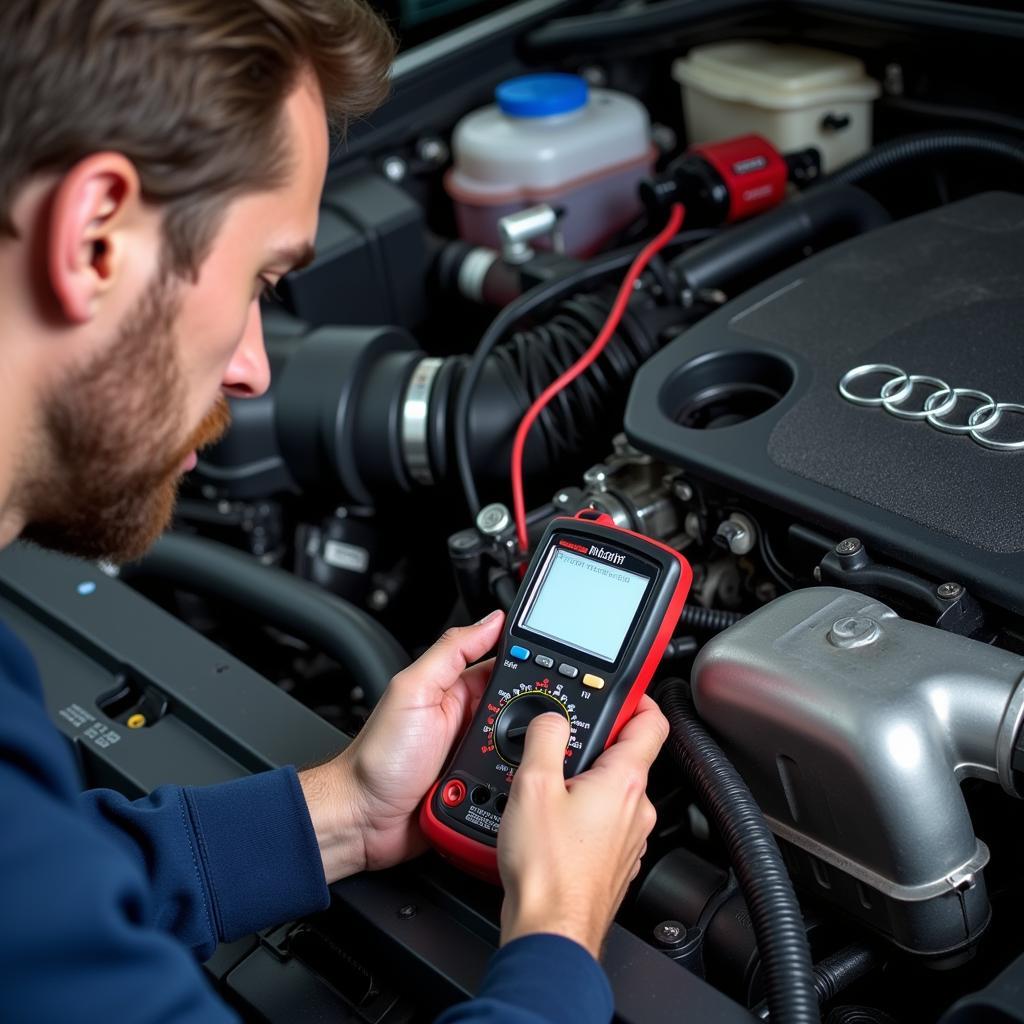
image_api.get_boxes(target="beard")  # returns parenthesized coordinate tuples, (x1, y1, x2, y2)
(20, 277, 231, 564)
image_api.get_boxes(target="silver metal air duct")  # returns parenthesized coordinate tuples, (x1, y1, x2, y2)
(693, 587, 1024, 960)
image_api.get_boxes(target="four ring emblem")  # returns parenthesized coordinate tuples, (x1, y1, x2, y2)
(837, 364, 1024, 451)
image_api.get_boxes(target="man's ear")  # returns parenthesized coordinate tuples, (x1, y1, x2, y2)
(47, 153, 145, 324)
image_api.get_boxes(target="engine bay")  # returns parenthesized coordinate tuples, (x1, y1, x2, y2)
(15, 1, 1024, 1021)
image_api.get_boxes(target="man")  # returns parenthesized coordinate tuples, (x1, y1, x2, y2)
(0, 2, 669, 1022)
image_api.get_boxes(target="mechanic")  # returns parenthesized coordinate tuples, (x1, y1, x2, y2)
(0, 3, 668, 1022)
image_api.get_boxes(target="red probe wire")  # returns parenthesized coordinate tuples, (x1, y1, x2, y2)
(510, 203, 686, 554)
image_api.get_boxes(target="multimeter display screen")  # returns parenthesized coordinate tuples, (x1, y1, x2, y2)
(520, 548, 651, 662)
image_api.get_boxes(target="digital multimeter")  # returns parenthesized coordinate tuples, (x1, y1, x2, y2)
(420, 510, 693, 880)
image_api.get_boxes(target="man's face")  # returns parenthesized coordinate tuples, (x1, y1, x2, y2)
(21, 77, 328, 563)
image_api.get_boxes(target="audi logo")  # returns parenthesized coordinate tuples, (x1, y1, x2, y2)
(837, 363, 1024, 451)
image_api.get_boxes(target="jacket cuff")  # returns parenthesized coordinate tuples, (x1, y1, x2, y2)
(478, 934, 614, 1024)
(184, 766, 329, 941)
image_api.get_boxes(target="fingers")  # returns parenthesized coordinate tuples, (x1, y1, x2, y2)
(516, 713, 571, 781)
(593, 697, 669, 775)
(393, 611, 504, 696)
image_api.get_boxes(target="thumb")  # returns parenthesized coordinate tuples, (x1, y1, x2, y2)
(517, 713, 571, 779)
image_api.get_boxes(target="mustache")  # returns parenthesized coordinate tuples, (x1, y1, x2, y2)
(165, 395, 232, 479)
(186, 395, 232, 454)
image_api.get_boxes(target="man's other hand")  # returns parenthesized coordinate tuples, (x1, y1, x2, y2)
(299, 610, 504, 883)
(497, 695, 669, 960)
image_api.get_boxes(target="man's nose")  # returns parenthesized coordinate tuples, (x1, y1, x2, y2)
(222, 300, 271, 398)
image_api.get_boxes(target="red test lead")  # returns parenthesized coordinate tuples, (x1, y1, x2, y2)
(510, 204, 686, 555)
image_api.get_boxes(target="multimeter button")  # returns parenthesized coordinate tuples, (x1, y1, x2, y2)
(441, 779, 467, 807)
(558, 663, 579, 679)
(534, 654, 554, 669)
(582, 673, 605, 690)
(509, 645, 531, 660)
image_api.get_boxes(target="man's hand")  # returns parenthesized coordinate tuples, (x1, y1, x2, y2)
(497, 695, 669, 960)
(299, 610, 504, 883)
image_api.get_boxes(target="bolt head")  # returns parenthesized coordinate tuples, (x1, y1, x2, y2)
(673, 480, 694, 502)
(937, 582, 963, 600)
(714, 521, 742, 542)
(416, 137, 449, 165)
(382, 156, 407, 182)
(828, 615, 881, 649)
(397, 904, 418, 919)
(654, 921, 684, 945)
(477, 502, 511, 536)
(836, 537, 862, 556)
(714, 520, 751, 555)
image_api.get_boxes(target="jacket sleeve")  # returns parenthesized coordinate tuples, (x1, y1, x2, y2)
(78, 766, 331, 960)
(1, 618, 328, 1022)
(435, 934, 615, 1024)
(1, 756, 242, 1024)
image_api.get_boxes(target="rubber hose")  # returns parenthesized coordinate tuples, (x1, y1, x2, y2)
(828, 130, 1024, 188)
(680, 605, 744, 634)
(826, 1008, 899, 1024)
(659, 680, 819, 1024)
(670, 184, 889, 294)
(813, 946, 878, 1005)
(663, 636, 699, 659)
(123, 532, 409, 705)
(756, 944, 879, 1020)
(454, 230, 713, 516)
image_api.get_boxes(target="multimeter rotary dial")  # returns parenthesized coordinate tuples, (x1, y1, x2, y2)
(492, 690, 571, 766)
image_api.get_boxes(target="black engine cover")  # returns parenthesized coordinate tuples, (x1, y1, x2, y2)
(625, 191, 1024, 613)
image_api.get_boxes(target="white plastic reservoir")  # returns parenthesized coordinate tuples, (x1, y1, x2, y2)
(673, 41, 880, 173)
(445, 73, 655, 256)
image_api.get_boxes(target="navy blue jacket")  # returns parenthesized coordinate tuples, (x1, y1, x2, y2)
(0, 618, 613, 1023)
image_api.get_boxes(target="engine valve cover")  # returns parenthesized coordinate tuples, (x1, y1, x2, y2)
(625, 191, 1024, 613)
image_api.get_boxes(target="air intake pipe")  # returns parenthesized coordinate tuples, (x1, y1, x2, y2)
(692, 586, 1024, 961)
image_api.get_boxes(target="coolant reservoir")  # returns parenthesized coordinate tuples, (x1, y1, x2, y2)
(445, 73, 655, 256)
(673, 40, 880, 173)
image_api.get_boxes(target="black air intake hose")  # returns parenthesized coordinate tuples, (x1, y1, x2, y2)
(680, 605, 744, 634)
(828, 130, 1024, 188)
(826, 1008, 899, 1024)
(755, 945, 880, 1020)
(811, 946, 879, 1006)
(268, 294, 659, 506)
(123, 532, 408, 705)
(670, 184, 889, 295)
(658, 680, 818, 1024)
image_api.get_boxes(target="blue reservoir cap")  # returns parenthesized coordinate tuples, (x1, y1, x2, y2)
(496, 73, 589, 118)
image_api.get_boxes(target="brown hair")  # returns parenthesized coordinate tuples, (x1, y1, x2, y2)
(0, 0, 395, 276)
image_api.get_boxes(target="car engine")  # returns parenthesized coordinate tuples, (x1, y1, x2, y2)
(7, 2, 1024, 1021)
